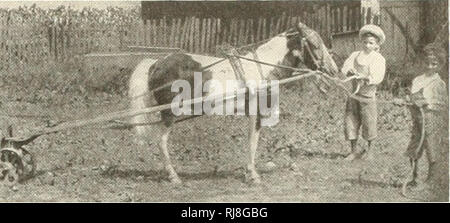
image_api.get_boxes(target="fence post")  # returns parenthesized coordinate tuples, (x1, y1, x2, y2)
(326, 4, 332, 47)
(262, 18, 267, 40)
(210, 18, 217, 53)
(189, 17, 195, 52)
(227, 19, 233, 46)
(201, 18, 206, 53)
(248, 19, 254, 44)
(206, 18, 212, 53)
(256, 17, 262, 42)
(175, 18, 182, 48)
(238, 19, 245, 46)
(215, 18, 221, 48)
(180, 17, 188, 50)
(195, 17, 200, 53)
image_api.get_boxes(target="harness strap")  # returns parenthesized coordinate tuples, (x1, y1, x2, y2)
(302, 38, 322, 68)
(302, 40, 330, 94)
(225, 48, 247, 82)
(251, 50, 265, 80)
(201, 58, 227, 71)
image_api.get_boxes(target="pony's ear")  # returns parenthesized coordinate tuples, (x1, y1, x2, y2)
(296, 22, 307, 33)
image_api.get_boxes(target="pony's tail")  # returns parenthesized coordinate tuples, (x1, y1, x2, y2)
(128, 58, 157, 137)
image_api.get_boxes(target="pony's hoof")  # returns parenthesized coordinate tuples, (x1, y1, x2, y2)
(402, 183, 435, 201)
(406, 180, 418, 187)
(245, 174, 261, 185)
(251, 177, 261, 185)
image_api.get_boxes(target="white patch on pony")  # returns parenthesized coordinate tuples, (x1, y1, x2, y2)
(253, 35, 290, 78)
(186, 34, 290, 96)
(128, 58, 158, 137)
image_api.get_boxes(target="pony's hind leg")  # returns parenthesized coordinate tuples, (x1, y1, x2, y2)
(159, 128, 181, 184)
(246, 113, 262, 184)
(158, 112, 181, 184)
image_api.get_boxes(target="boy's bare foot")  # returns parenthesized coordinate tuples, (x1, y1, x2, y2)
(410, 181, 430, 192)
(407, 182, 437, 201)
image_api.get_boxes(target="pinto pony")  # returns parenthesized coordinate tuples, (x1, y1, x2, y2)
(128, 23, 338, 184)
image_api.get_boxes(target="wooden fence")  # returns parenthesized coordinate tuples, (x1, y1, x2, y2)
(330, 1, 362, 35)
(1, 2, 366, 72)
(0, 13, 127, 72)
(0, 17, 48, 71)
(124, 9, 339, 55)
(125, 3, 364, 53)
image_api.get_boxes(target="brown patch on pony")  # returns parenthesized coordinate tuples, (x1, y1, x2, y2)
(286, 27, 316, 72)
(148, 53, 211, 127)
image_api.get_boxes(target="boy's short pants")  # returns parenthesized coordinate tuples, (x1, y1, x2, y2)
(344, 96, 377, 141)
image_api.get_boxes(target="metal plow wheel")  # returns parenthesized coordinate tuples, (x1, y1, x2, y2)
(0, 146, 36, 186)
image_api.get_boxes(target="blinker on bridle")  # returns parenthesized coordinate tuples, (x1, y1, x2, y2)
(285, 31, 299, 37)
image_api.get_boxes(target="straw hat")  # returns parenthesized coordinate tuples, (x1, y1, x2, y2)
(359, 24, 385, 45)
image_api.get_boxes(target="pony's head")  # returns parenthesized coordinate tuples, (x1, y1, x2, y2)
(255, 28, 307, 79)
(296, 22, 341, 77)
(284, 28, 312, 70)
(257, 25, 326, 79)
(267, 22, 341, 79)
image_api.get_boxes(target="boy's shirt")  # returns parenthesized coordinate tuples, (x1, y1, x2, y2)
(411, 73, 448, 110)
(341, 51, 386, 98)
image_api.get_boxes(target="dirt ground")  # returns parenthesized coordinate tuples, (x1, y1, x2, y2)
(0, 81, 434, 202)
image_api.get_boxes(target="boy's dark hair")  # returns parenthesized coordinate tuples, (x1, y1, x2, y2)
(423, 44, 445, 65)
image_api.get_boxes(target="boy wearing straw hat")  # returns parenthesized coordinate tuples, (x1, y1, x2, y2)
(341, 24, 386, 161)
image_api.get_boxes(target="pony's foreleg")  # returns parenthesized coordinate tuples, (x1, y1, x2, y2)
(247, 112, 262, 184)
(158, 126, 181, 184)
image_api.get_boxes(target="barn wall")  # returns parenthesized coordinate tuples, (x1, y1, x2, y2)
(331, 1, 424, 65)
